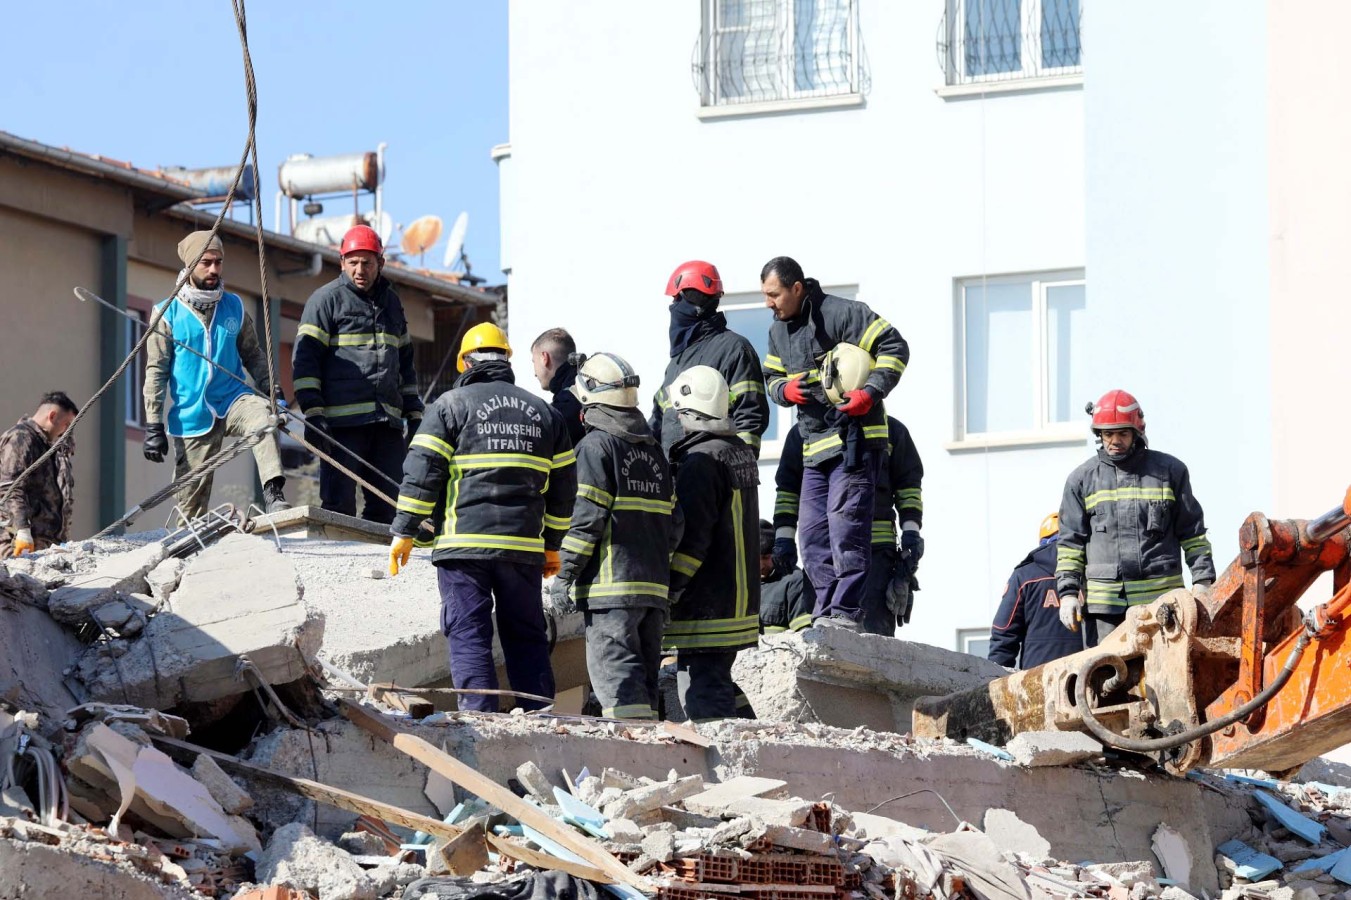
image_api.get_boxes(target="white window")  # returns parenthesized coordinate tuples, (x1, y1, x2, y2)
(940, 0, 1082, 86)
(956, 270, 1086, 441)
(696, 0, 868, 108)
(124, 311, 148, 428)
(957, 628, 992, 658)
(723, 285, 857, 460)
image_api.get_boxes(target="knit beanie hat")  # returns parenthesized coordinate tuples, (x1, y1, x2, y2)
(177, 231, 224, 267)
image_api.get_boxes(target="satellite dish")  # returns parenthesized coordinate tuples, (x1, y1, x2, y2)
(443, 212, 469, 270)
(400, 215, 444, 262)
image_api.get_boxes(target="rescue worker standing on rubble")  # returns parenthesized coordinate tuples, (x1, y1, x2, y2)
(292, 225, 422, 524)
(531, 327, 585, 446)
(758, 519, 815, 634)
(761, 256, 909, 630)
(651, 261, 769, 457)
(773, 415, 924, 635)
(551, 352, 675, 720)
(142, 231, 290, 519)
(988, 514, 1083, 669)
(665, 366, 761, 721)
(1056, 390, 1216, 646)
(387, 330, 576, 712)
(0, 391, 78, 556)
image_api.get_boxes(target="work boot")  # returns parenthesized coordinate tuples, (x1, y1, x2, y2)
(263, 477, 291, 514)
(813, 615, 860, 633)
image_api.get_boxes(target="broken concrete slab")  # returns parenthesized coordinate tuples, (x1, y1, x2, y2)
(756, 822, 835, 853)
(682, 775, 787, 816)
(0, 832, 200, 900)
(253, 504, 395, 544)
(1006, 730, 1103, 767)
(0, 590, 85, 721)
(257, 822, 378, 900)
(0, 565, 50, 609)
(984, 808, 1052, 858)
(603, 774, 705, 820)
(75, 533, 323, 709)
(723, 795, 813, 827)
(733, 628, 1007, 733)
(1154, 823, 1195, 887)
(145, 557, 186, 605)
(47, 541, 164, 626)
(516, 760, 556, 804)
(191, 753, 253, 815)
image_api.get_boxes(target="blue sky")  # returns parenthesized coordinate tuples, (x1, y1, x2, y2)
(2, 1, 508, 279)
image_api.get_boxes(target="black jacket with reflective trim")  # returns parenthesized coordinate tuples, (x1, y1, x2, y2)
(1055, 446, 1215, 612)
(548, 361, 586, 447)
(391, 363, 576, 566)
(760, 567, 814, 634)
(773, 417, 924, 544)
(292, 274, 423, 430)
(763, 283, 909, 468)
(665, 431, 761, 654)
(557, 426, 675, 611)
(650, 327, 768, 458)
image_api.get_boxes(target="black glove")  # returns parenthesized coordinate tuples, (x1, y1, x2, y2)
(549, 578, 576, 615)
(899, 529, 925, 575)
(404, 416, 422, 450)
(143, 423, 168, 463)
(772, 536, 797, 574)
(304, 415, 328, 451)
(886, 557, 918, 625)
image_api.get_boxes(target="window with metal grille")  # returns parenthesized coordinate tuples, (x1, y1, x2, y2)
(938, 0, 1082, 86)
(124, 311, 147, 428)
(694, 0, 870, 108)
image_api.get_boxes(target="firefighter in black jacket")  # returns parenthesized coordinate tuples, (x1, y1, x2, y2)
(666, 365, 761, 721)
(988, 514, 1083, 670)
(551, 352, 675, 720)
(531, 327, 585, 446)
(388, 333, 576, 713)
(773, 416, 923, 635)
(650, 261, 769, 457)
(761, 256, 909, 630)
(292, 225, 424, 524)
(758, 520, 814, 634)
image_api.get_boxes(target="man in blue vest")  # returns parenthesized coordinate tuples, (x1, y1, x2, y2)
(142, 231, 289, 520)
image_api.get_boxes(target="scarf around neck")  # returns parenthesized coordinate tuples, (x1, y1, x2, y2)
(177, 268, 224, 313)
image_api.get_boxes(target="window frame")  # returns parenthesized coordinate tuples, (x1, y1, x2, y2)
(942, 0, 1083, 87)
(700, 0, 864, 109)
(957, 627, 992, 658)
(720, 297, 794, 460)
(123, 303, 151, 430)
(954, 269, 1086, 444)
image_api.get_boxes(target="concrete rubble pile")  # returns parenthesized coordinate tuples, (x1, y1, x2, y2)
(9, 533, 1351, 899)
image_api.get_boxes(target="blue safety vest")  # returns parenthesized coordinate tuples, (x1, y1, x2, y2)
(157, 293, 252, 438)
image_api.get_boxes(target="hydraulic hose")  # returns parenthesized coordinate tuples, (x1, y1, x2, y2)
(1075, 629, 1312, 754)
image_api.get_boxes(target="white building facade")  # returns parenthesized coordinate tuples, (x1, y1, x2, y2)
(500, 0, 1351, 656)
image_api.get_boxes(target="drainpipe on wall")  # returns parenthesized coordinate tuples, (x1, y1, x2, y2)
(98, 236, 128, 530)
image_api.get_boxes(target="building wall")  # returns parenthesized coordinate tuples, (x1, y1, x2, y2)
(0, 206, 103, 538)
(505, 0, 1086, 649)
(1083, 0, 1271, 572)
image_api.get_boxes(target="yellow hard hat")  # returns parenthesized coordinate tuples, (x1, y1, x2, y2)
(457, 322, 512, 372)
(1039, 513, 1060, 540)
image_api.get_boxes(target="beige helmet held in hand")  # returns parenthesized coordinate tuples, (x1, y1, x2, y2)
(820, 342, 874, 405)
(670, 364, 731, 433)
(571, 352, 641, 408)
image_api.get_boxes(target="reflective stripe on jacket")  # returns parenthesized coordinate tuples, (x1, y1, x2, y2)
(760, 567, 815, 634)
(651, 328, 768, 457)
(1055, 447, 1215, 612)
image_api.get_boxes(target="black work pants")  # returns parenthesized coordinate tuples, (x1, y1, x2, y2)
(584, 606, 664, 720)
(676, 651, 740, 723)
(317, 423, 405, 524)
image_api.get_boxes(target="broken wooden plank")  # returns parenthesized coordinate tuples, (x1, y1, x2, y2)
(150, 735, 465, 843)
(658, 721, 714, 748)
(339, 699, 650, 892)
(440, 821, 489, 875)
(368, 683, 436, 719)
(485, 832, 616, 885)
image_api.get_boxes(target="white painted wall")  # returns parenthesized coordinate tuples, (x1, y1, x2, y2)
(505, 0, 1085, 649)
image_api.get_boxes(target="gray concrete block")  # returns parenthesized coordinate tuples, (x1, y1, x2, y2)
(1006, 730, 1103, 767)
(257, 822, 378, 900)
(191, 753, 253, 815)
(983, 808, 1052, 858)
(47, 542, 164, 626)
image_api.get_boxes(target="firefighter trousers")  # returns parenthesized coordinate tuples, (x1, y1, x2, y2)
(317, 423, 405, 524)
(584, 606, 664, 720)
(800, 451, 883, 624)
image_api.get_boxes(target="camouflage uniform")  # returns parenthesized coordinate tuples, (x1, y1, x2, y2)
(0, 418, 67, 555)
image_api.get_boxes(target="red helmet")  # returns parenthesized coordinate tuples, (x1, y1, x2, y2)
(1088, 389, 1145, 437)
(340, 224, 383, 257)
(665, 260, 723, 298)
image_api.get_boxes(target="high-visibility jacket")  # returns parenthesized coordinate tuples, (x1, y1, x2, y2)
(760, 567, 814, 634)
(988, 540, 1083, 670)
(390, 362, 575, 565)
(650, 325, 768, 457)
(774, 416, 923, 545)
(292, 274, 423, 430)
(1055, 446, 1215, 613)
(665, 431, 761, 653)
(763, 281, 908, 467)
(557, 423, 675, 611)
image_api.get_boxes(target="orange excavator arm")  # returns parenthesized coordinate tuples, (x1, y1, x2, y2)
(913, 487, 1351, 777)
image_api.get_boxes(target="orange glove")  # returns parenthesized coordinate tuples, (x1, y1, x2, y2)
(389, 536, 414, 576)
(783, 379, 810, 406)
(12, 528, 34, 557)
(543, 549, 561, 579)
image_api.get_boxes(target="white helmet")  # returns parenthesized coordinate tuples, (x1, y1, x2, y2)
(670, 365, 731, 433)
(820, 342, 874, 405)
(571, 352, 641, 408)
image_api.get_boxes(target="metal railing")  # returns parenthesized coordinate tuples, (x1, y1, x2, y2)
(693, 0, 870, 108)
(937, 0, 1082, 87)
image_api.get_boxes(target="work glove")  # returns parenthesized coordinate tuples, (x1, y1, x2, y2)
(837, 387, 876, 417)
(12, 528, 34, 557)
(783, 379, 810, 406)
(143, 423, 168, 464)
(1193, 580, 1214, 603)
(543, 549, 561, 579)
(403, 416, 421, 450)
(1057, 589, 1084, 632)
(549, 578, 576, 615)
(899, 528, 924, 574)
(886, 550, 918, 624)
(772, 536, 797, 574)
(303, 414, 328, 451)
(389, 536, 414, 576)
